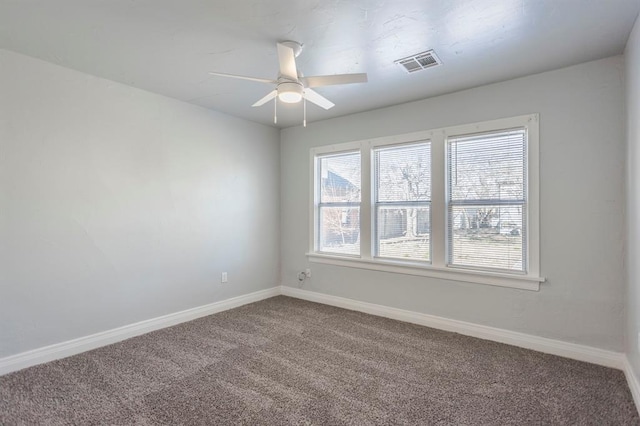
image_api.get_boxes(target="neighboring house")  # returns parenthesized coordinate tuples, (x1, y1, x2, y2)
(321, 170, 360, 246)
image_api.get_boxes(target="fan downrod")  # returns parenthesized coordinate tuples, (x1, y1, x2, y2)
(280, 41, 303, 58)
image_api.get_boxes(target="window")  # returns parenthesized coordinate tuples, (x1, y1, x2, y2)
(447, 129, 526, 273)
(316, 151, 361, 255)
(309, 114, 542, 290)
(374, 142, 431, 262)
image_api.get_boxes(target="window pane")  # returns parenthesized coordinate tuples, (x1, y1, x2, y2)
(319, 207, 360, 255)
(376, 143, 430, 202)
(448, 205, 525, 271)
(376, 206, 430, 261)
(320, 153, 361, 203)
(447, 128, 527, 272)
(374, 142, 431, 262)
(449, 129, 525, 202)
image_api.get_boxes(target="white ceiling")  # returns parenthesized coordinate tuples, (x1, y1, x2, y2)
(1, 0, 639, 128)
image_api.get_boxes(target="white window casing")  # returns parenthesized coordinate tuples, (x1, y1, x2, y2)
(308, 114, 543, 291)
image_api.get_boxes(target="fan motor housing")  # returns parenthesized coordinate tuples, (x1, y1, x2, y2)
(278, 81, 303, 103)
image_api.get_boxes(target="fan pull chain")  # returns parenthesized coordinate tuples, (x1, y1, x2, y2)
(274, 98, 277, 124)
(303, 96, 307, 127)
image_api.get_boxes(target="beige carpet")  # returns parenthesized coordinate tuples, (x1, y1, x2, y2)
(1, 296, 638, 425)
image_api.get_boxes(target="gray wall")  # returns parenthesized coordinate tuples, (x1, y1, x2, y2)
(281, 56, 626, 351)
(626, 15, 640, 379)
(0, 49, 281, 358)
(0, 45, 630, 359)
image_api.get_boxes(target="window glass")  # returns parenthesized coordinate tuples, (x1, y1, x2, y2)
(375, 143, 431, 262)
(318, 152, 361, 255)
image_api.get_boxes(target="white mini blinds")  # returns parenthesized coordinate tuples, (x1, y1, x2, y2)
(447, 129, 527, 273)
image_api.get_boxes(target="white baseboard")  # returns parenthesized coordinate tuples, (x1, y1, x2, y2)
(0, 286, 280, 376)
(623, 358, 640, 413)
(281, 286, 625, 370)
(0, 284, 629, 381)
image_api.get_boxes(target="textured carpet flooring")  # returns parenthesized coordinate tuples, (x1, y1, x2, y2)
(1, 296, 638, 425)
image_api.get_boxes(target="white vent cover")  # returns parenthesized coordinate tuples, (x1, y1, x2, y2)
(395, 50, 441, 73)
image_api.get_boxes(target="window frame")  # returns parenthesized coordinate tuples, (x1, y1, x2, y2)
(308, 114, 543, 291)
(445, 128, 528, 275)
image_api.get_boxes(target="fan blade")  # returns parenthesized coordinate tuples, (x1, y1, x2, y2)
(209, 72, 276, 84)
(302, 73, 368, 88)
(252, 90, 278, 107)
(304, 88, 335, 110)
(277, 43, 298, 81)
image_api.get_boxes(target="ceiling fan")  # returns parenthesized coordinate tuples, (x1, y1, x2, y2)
(209, 41, 368, 126)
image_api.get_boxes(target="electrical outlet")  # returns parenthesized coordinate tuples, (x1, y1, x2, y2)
(221, 272, 228, 283)
(305, 268, 312, 278)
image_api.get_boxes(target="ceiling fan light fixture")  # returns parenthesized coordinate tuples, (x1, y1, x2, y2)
(209, 41, 367, 121)
(278, 81, 303, 103)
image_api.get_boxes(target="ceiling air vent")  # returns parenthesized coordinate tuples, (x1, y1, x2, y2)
(395, 50, 441, 73)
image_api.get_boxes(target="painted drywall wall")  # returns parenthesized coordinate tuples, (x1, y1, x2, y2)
(281, 56, 626, 351)
(0, 49, 280, 358)
(626, 15, 640, 379)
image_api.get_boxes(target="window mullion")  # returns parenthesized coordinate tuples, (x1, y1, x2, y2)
(310, 150, 318, 253)
(319, 202, 361, 208)
(376, 201, 431, 207)
(431, 131, 446, 268)
(360, 141, 372, 260)
(449, 199, 526, 206)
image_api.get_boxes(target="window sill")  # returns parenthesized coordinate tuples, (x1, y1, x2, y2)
(306, 253, 545, 291)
